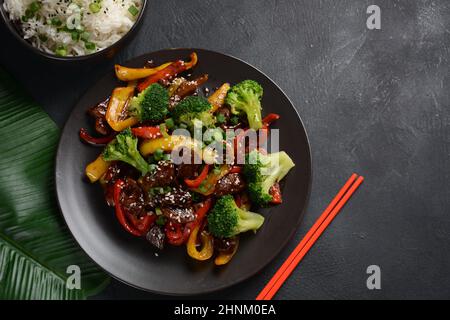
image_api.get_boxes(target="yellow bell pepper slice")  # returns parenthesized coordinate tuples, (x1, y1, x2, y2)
(140, 135, 192, 154)
(105, 87, 138, 132)
(215, 237, 239, 266)
(139, 135, 218, 164)
(85, 155, 110, 183)
(208, 83, 230, 113)
(114, 62, 172, 81)
(127, 80, 137, 88)
(187, 225, 214, 261)
(185, 52, 198, 70)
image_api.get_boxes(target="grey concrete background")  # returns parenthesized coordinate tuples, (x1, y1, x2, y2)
(1, 0, 449, 299)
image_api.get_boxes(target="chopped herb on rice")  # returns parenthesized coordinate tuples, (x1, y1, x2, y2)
(3, 0, 141, 56)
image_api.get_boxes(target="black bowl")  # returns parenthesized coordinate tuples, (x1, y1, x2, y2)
(56, 48, 312, 295)
(0, 0, 147, 62)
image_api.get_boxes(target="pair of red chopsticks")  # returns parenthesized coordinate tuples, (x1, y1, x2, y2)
(256, 173, 364, 300)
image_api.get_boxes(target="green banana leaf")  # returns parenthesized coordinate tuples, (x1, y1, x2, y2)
(0, 68, 109, 299)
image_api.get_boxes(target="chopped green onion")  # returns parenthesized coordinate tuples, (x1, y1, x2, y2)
(23, 1, 41, 20)
(24, 9, 34, 19)
(89, 2, 101, 13)
(162, 153, 171, 161)
(66, 14, 81, 30)
(153, 148, 164, 161)
(230, 115, 240, 125)
(55, 46, 67, 57)
(29, 1, 41, 12)
(59, 26, 68, 32)
(189, 191, 203, 203)
(149, 187, 161, 196)
(128, 5, 139, 16)
(68, 2, 81, 13)
(179, 123, 188, 130)
(85, 42, 96, 51)
(80, 31, 90, 41)
(203, 136, 212, 145)
(149, 164, 157, 172)
(71, 31, 80, 41)
(198, 183, 208, 194)
(51, 18, 62, 27)
(38, 34, 48, 42)
(156, 216, 167, 226)
(159, 123, 169, 138)
(150, 187, 170, 195)
(213, 131, 223, 142)
(164, 118, 175, 129)
(155, 208, 163, 216)
(216, 113, 226, 124)
(213, 166, 221, 175)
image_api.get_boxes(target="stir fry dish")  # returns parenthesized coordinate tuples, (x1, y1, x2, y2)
(80, 52, 296, 265)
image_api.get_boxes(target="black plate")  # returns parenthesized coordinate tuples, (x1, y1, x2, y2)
(55, 48, 312, 295)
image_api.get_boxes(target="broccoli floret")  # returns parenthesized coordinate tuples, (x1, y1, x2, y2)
(226, 80, 263, 130)
(207, 195, 265, 238)
(243, 150, 295, 207)
(129, 83, 169, 122)
(103, 128, 150, 175)
(171, 96, 215, 129)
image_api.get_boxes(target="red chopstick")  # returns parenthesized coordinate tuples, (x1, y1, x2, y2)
(256, 173, 364, 300)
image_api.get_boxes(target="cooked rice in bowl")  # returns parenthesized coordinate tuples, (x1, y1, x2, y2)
(3, 0, 142, 57)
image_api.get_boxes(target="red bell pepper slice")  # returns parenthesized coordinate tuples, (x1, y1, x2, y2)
(269, 182, 282, 204)
(137, 53, 198, 92)
(128, 212, 156, 234)
(233, 114, 280, 155)
(192, 198, 213, 225)
(259, 126, 268, 140)
(113, 179, 155, 236)
(131, 126, 163, 140)
(79, 128, 115, 146)
(257, 113, 280, 148)
(165, 198, 213, 246)
(165, 221, 186, 246)
(182, 198, 213, 240)
(229, 166, 242, 174)
(184, 165, 210, 188)
(262, 113, 280, 127)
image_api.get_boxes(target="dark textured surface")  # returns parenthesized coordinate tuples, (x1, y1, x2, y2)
(1, 0, 449, 299)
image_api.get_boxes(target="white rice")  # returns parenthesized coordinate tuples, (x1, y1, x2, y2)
(3, 0, 142, 56)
